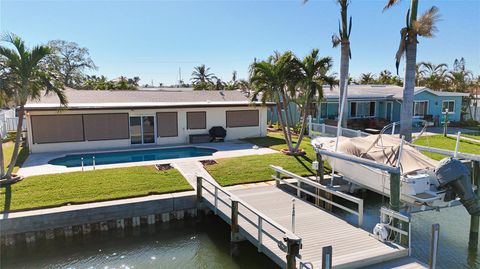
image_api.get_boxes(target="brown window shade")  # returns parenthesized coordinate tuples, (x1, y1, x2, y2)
(31, 115, 84, 144)
(226, 110, 259, 128)
(157, 112, 178, 137)
(187, 112, 206, 130)
(83, 113, 129, 141)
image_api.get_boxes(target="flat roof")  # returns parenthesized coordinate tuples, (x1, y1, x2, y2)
(26, 88, 270, 110)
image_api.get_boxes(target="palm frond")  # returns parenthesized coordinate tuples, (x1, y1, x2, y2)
(331, 34, 341, 48)
(414, 6, 440, 37)
(395, 28, 408, 75)
(383, 0, 401, 12)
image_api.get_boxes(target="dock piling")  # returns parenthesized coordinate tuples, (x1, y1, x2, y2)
(429, 224, 440, 269)
(230, 197, 242, 242)
(284, 234, 301, 269)
(196, 176, 203, 203)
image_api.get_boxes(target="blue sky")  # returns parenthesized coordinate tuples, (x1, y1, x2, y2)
(1, 0, 479, 86)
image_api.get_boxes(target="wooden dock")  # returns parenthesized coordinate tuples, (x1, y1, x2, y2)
(197, 171, 427, 269)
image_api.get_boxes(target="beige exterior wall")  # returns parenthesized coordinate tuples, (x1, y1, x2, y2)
(26, 106, 268, 153)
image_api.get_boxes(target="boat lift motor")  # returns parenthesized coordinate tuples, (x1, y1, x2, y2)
(435, 158, 480, 216)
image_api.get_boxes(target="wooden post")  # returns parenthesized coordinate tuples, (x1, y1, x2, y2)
(429, 224, 440, 269)
(389, 172, 401, 212)
(322, 246, 333, 269)
(469, 161, 480, 250)
(275, 171, 281, 187)
(196, 176, 203, 203)
(316, 153, 325, 207)
(284, 234, 301, 269)
(230, 197, 242, 242)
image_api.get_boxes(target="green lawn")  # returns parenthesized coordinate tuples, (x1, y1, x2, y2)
(413, 135, 480, 160)
(206, 133, 318, 186)
(2, 142, 29, 173)
(0, 166, 192, 212)
(462, 132, 480, 141)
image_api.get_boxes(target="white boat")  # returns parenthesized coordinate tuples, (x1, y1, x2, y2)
(311, 134, 478, 213)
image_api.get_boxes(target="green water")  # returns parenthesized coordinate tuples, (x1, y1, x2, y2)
(2, 192, 480, 269)
(0, 216, 279, 269)
(337, 191, 480, 269)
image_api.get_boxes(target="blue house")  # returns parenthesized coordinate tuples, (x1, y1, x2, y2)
(268, 85, 468, 128)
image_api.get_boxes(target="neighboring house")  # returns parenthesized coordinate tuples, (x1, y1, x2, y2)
(25, 88, 269, 153)
(269, 85, 468, 127)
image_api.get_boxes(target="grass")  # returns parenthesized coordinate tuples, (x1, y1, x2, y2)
(2, 142, 29, 173)
(206, 132, 319, 186)
(462, 132, 480, 141)
(413, 135, 480, 161)
(0, 166, 192, 212)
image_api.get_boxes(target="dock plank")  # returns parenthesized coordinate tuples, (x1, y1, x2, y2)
(202, 183, 419, 269)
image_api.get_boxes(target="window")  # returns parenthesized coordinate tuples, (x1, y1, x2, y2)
(226, 110, 259, 127)
(442, 100, 455, 113)
(308, 103, 318, 119)
(83, 113, 129, 141)
(350, 101, 376, 118)
(320, 103, 328, 118)
(157, 112, 178, 137)
(31, 115, 84, 144)
(187, 111, 206, 129)
(413, 101, 428, 116)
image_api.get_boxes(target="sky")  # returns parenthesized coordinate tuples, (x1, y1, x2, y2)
(1, 0, 479, 86)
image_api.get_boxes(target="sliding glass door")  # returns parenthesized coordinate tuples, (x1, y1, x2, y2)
(130, 116, 155, 144)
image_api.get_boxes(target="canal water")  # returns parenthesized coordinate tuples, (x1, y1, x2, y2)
(2, 193, 480, 269)
(0, 215, 279, 269)
(337, 191, 480, 269)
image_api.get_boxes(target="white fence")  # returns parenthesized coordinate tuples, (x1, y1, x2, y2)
(0, 109, 26, 138)
(307, 117, 370, 138)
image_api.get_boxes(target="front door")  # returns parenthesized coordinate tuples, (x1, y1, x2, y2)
(386, 102, 393, 121)
(130, 116, 155, 144)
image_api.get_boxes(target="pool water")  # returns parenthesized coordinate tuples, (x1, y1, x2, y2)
(48, 147, 217, 167)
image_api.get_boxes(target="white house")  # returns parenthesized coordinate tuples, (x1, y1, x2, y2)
(25, 88, 270, 153)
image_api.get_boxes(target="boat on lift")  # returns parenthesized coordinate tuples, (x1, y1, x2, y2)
(311, 133, 480, 215)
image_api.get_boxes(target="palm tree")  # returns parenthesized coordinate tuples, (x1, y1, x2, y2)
(0, 33, 67, 181)
(191, 65, 214, 90)
(359, 73, 376, 84)
(383, 1, 440, 141)
(294, 49, 336, 152)
(419, 62, 448, 90)
(447, 58, 473, 93)
(304, 0, 352, 128)
(378, 70, 393, 84)
(250, 51, 300, 154)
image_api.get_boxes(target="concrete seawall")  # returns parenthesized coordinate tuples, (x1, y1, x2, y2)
(0, 191, 199, 246)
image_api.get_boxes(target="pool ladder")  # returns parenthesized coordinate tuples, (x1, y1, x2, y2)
(81, 156, 96, 171)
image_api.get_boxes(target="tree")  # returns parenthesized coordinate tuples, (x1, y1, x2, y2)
(305, 0, 352, 128)
(47, 40, 96, 87)
(294, 49, 336, 152)
(250, 51, 300, 154)
(191, 64, 215, 90)
(225, 71, 239, 90)
(419, 62, 448, 90)
(447, 57, 473, 92)
(359, 72, 376, 84)
(0, 33, 67, 181)
(384, 1, 440, 141)
(378, 70, 393, 84)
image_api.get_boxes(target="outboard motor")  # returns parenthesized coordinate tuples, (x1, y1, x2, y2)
(435, 158, 480, 216)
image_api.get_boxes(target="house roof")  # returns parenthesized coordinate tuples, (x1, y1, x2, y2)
(25, 88, 268, 110)
(321, 85, 469, 101)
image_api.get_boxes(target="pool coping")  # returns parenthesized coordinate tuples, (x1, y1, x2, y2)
(18, 140, 278, 177)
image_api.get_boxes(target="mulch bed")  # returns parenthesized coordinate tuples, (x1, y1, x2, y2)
(200, 160, 218, 166)
(154, 164, 173, 171)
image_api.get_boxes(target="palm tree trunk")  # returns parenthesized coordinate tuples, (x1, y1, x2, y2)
(276, 101, 293, 152)
(281, 91, 294, 150)
(339, 41, 350, 128)
(0, 135, 4, 179)
(5, 105, 24, 178)
(399, 34, 417, 142)
(293, 100, 310, 153)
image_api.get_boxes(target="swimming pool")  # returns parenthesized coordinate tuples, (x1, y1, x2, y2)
(48, 147, 217, 167)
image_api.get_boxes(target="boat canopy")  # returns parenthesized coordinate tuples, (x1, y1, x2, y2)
(320, 135, 438, 175)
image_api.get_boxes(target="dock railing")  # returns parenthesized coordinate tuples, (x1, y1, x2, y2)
(196, 176, 302, 268)
(380, 207, 412, 254)
(270, 165, 365, 227)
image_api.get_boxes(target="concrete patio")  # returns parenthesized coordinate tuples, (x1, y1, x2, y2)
(18, 140, 277, 177)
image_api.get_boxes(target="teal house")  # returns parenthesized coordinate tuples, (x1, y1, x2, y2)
(268, 85, 468, 128)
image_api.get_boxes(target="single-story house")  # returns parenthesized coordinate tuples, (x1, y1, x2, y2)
(268, 85, 469, 128)
(25, 88, 269, 153)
